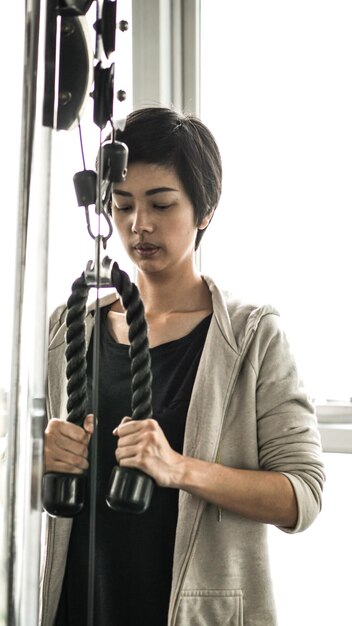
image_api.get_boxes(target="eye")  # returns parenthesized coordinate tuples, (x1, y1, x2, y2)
(111, 193, 132, 212)
(153, 203, 173, 210)
(112, 200, 132, 212)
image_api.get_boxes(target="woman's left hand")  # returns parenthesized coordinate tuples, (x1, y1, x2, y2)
(113, 417, 183, 487)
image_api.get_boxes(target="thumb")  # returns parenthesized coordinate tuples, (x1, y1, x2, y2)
(112, 415, 131, 436)
(83, 413, 95, 435)
(120, 416, 132, 425)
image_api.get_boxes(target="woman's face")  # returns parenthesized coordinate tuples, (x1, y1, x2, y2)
(111, 162, 209, 277)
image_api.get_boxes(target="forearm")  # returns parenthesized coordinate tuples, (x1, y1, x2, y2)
(115, 418, 298, 528)
(171, 456, 298, 528)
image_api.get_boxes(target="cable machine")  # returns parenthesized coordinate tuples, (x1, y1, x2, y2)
(4, 1, 153, 624)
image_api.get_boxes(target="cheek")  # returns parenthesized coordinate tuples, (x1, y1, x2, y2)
(169, 211, 197, 233)
(179, 220, 199, 240)
(113, 216, 129, 237)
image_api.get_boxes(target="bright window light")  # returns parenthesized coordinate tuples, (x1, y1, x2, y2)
(200, 0, 352, 403)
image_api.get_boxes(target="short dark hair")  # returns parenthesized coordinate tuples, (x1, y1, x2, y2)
(112, 107, 222, 249)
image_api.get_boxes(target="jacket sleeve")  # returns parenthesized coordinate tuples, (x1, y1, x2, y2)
(45, 303, 68, 426)
(254, 313, 325, 533)
(48, 303, 68, 343)
(0, 305, 68, 463)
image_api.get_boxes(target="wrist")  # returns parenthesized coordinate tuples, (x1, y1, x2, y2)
(169, 455, 208, 491)
(167, 454, 191, 489)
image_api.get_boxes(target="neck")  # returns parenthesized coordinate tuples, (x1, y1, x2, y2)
(136, 264, 207, 315)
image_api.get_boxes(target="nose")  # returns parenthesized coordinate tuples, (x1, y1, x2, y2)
(131, 207, 154, 235)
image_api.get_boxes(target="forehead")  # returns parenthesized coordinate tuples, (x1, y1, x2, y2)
(113, 162, 182, 194)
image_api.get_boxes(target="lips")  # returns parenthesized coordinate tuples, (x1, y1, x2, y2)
(134, 242, 160, 256)
(135, 243, 158, 251)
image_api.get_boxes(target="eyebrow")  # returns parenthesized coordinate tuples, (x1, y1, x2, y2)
(112, 187, 178, 197)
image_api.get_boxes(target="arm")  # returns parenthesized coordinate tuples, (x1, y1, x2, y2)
(114, 314, 324, 531)
(114, 417, 298, 528)
(174, 457, 297, 527)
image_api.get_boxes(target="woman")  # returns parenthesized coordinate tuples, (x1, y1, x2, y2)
(41, 107, 325, 626)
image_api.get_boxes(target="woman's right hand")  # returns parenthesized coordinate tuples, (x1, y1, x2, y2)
(44, 414, 94, 474)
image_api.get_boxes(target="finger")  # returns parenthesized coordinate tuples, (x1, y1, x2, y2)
(46, 418, 90, 444)
(51, 449, 89, 471)
(45, 424, 89, 456)
(114, 417, 157, 438)
(115, 447, 150, 472)
(44, 437, 89, 473)
(45, 458, 88, 474)
(45, 443, 89, 473)
(116, 444, 138, 463)
(117, 431, 143, 448)
(57, 434, 89, 459)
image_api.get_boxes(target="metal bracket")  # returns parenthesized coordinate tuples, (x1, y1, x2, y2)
(85, 236, 114, 286)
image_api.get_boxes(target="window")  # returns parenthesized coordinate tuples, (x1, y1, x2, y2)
(269, 452, 352, 626)
(199, 4, 352, 625)
(200, 0, 352, 404)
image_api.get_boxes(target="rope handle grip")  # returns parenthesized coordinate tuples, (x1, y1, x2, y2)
(42, 263, 154, 517)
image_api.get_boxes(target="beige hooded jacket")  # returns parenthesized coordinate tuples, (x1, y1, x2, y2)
(40, 276, 325, 626)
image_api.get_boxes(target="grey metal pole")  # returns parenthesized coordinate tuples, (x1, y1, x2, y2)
(5, 0, 52, 623)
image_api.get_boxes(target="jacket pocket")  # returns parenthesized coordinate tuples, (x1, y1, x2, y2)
(176, 589, 243, 626)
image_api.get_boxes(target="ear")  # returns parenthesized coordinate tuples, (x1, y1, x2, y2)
(198, 209, 215, 231)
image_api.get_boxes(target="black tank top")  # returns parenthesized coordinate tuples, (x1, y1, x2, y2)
(55, 308, 211, 626)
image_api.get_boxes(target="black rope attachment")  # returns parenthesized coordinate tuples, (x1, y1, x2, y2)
(111, 262, 152, 420)
(65, 273, 90, 424)
(42, 273, 90, 517)
(43, 260, 154, 517)
(107, 261, 154, 513)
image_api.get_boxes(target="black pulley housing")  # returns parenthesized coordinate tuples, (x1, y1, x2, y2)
(101, 140, 129, 182)
(73, 169, 97, 206)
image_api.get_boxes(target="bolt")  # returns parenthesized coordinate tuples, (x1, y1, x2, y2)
(117, 90, 127, 102)
(119, 20, 129, 32)
(59, 91, 72, 106)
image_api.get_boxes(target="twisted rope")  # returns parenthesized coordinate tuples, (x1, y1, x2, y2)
(65, 273, 89, 425)
(65, 263, 152, 424)
(111, 262, 153, 420)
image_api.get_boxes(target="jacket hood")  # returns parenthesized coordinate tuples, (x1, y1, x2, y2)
(202, 274, 279, 356)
